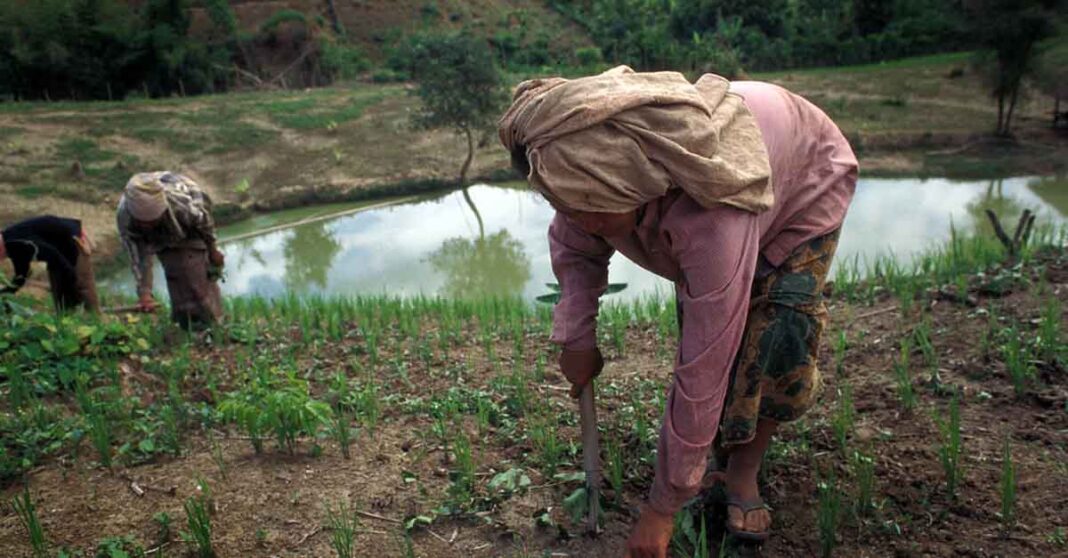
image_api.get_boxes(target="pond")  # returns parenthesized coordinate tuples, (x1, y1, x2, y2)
(102, 175, 1067, 302)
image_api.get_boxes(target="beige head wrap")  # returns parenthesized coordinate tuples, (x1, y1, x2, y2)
(498, 66, 773, 214)
(123, 173, 170, 221)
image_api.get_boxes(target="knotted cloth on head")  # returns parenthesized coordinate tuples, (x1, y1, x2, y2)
(498, 66, 773, 214)
(123, 173, 170, 221)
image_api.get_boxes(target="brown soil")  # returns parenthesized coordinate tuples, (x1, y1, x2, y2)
(1, 258, 1067, 557)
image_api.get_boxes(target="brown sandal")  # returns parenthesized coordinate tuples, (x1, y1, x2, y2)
(725, 495, 772, 542)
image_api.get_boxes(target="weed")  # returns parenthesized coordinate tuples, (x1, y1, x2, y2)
(1001, 328, 1035, 396)
(153, 511, 173, 548)
(833, 329, 848, 378)
(935, 395, 962, 500)
(832, 381, 855, 455)
(1036, 297, 1062, 364)
(817, 475, 841, 558)
(1048, 527, 1067, 547)
(605, 435, 626, 505)
(894, 337, 917, 411)
(1000, 435, 1016, 529)
(324, 500, 358, 558)
(450, 431, 476, 504)
(12, 487, 47, 557)
(851, 450, 876, 517)
(181, 480, 214, 558)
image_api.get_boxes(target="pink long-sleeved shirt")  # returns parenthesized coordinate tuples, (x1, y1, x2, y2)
(548, 81, 858, 514)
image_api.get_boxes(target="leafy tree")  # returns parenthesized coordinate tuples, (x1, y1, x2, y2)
(406, 32, 507, 186)
(969, 0, 1063, 136)
(1034, 32, 1068, 127)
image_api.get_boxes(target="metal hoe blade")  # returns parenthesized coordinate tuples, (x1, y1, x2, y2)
(579, 382, 602, 535)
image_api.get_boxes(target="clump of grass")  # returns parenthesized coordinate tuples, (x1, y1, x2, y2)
(817, 474, 841, 558)
(528, 412, 565, 477)
(181, 479, 215, 558)
(894, 337, 918, 411)
(1036, 297, 1062, 364)
(605, 436, 626, 505)
(325, 500, 359, 558)
(1001, 328, 1035, 397)
(11, 487, 47, 558)
(833, 329, 848, 378)
(449, 431, 476, 505)
(1000, 435, 1016, 530)
(851, 450, 876, 518)
(832, 381, 855, 456)
(935, 394, 963, 500)
(328, 373, 355, 459)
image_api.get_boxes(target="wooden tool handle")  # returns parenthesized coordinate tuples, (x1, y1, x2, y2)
(579, 382, 602, 535)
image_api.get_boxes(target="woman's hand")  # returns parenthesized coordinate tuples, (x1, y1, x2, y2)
(209, 247, 225, 268)
(624, 505, 675, 558)
(137, 293, 158, 313)
(558, 347, 603, 398)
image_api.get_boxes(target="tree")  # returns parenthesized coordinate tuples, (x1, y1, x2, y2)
(406, 31, 508, 186)
(969, 0, 1063, 136)
(1034, 32, 1068, 127)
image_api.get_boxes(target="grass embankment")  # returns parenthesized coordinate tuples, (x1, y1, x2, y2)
(0, 229, 1066, 557)
(1, 52, 1064, 265)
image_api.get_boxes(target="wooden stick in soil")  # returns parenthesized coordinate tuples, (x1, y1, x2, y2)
(579, 381, 602, 535)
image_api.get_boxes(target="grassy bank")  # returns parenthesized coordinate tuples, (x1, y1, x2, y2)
(1, 52, 1065, 267)
(0, 227, 1066, 557)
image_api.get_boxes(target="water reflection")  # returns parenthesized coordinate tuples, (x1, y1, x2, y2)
(428, 231, 532, 298)
(283, 221, 341, 290)
(102, 175, 1067, 302)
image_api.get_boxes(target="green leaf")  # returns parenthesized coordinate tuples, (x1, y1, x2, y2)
(138, 438, 156, 454)
(563, 487, 588, 524)
(535, 293, 561, 304)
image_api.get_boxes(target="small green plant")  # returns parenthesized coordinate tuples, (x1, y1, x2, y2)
(894, 337, 917, 411)
(831, 381, 855, 455)
(851, 450, 876, 517)
(181, 480, 215, 558)
(817, 475, 841, 558)
(605, 436, 626, 505)
(935, 395, 962, 500)
(449, 431, 476, 504)
(1048, 526, 1067, 547)
(670, 509, 710, 558)
(1000, 435, 1016, 529)
(153, 511, 173, 549)
(324, 500, 358, 558)
(220, 371, 332, 454)
(528, 413, 565, 477)
(12, 487, 47, 557)
(833, 329, 848, 378)
(1001, 328, 1035, 396)
(1036, 297, 1062, 364)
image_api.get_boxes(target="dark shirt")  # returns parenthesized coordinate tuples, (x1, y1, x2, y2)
(2, 215, 82, 293)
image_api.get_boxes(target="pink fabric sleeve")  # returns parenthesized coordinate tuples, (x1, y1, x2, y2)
(548, 213, 615, 350)
(648, 205, 759, 515)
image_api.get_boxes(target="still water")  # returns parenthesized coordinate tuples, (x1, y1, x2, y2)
(105, 176, 1067, 302)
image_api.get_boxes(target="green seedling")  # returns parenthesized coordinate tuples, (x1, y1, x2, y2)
(181, 480, 214, 558)
(1001, 328, 1035, 396)
(817, 475, 841, 558)
(12, 487, 47, 558)
(831, 381, 855, 456)
(851, 450, 876, 517)
(605, 436, 626, 505)
(894, 337, 917, 411)
(935, 394, 962, 500)
(325, 500, 358, 558)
